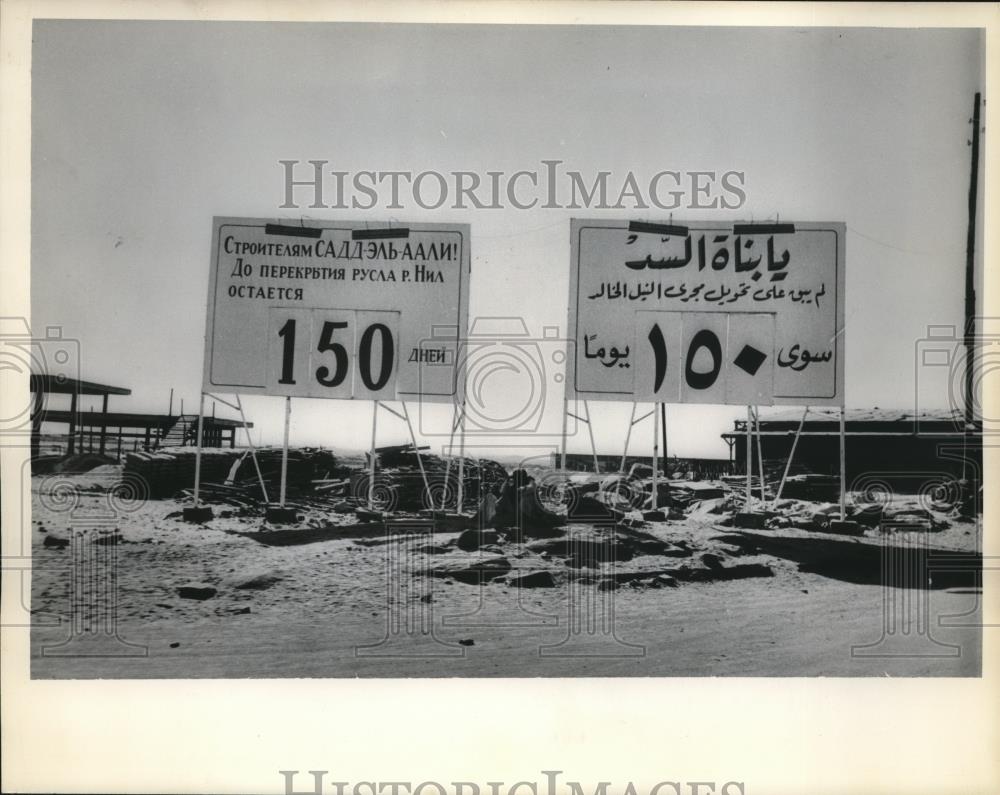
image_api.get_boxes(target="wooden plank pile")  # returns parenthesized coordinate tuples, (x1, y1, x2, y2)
(124, 449, 242, 498)
(348, 444, 509, 513)
(124, 446, 351, 501)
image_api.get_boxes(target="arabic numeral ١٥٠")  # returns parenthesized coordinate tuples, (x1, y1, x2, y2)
(647, 322, 722, 393)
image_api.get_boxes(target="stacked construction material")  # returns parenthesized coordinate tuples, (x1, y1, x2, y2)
(124, 447, 349, 500)
(349, 444, 509, 513)
(779, 473, 842, 502)
(124, 449, 242, 498)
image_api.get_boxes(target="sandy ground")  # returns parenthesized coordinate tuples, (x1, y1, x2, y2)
(27, 468, 982, 678)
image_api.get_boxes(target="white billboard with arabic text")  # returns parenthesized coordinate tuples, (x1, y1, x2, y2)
(567, 219, 845, 406)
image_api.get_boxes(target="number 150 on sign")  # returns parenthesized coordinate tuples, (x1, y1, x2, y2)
(266, 308, 399, 400)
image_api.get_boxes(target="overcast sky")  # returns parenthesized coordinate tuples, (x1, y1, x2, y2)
(31, 22, 984, 459)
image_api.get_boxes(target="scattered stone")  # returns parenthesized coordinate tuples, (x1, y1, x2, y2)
(419, 593, 433, 603)
(227, 606, 251, 615)
(456, 528, 499, 551)
(182, 506, 213, 523)
(528, 530, 672, 567)
(807, 511, 832, 531)
(265, 506, 299, 524)
(599, 568, 680, 586)
(828, 520, 864, 536)
(429, 556, 511, 585)
(414, 543, 454, 555)
(688, 497, 728, 517)
(852, 504, 884, 527)
(642, 488, 672, 510)
(491, 472, 565, 537)
(732, 512, 767, 529)
(232, 571, 283, 590)
(882, 507, 935, 531)
(568, 494, 620, 522)
(684, 563, 774, 582)
(621, 510, 646, 527)
(700, 553, 725, 570)
(177, 583, 217, 600)
(781, 473, 841, 502)
(43, 535, 69, 550)
(508, 571, 557, 588)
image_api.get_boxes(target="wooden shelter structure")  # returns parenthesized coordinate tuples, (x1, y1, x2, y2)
(29, 374, 252, 460)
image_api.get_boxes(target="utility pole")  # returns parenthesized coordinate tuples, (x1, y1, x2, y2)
(962, 92, 981, 493)
(964, 92, 981, 436)
(660, 402, 668, 474)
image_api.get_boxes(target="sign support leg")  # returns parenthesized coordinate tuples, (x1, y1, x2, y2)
(182, 392, 212, 522)
(235, 394, 269, 504)
(401, 401, 431, 510)
(745, 405, 753, 510)
(264, 395, 296, 523)
(619, 402, 637, 473)
(559, 394, 569, 470)
(652, 402, 660, 510)
(840, 405, 847, 520)
(192, 392, 206, 507)
(753, 406, 766, 504)
(456, 401, 466, 512)
(583, 400, 600, 474)
(279, 396, 291, 508)
(660, 402, 668, 474)
(439, 401, 459, 510)
(772, 406, 808, 509)
(368, 400, 379, 511)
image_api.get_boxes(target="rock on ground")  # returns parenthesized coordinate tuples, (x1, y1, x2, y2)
(177, 584, 217, 600)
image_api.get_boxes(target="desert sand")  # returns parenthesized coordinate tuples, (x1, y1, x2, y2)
(27, 467, 982, 678)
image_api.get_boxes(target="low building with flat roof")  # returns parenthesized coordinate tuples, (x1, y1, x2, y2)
(721, 407, 981, 491)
